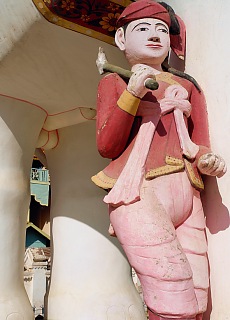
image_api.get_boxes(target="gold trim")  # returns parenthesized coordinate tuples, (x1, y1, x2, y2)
(32, 0, 120, 45)
(117, 90, 140, 116)
(165, 155, 184, 166)
(146, 156, 184, 179)
(91, 171, 117, 189)
(92, 157, 204, 190)
(184, 159, 204, 190)
(156, 73, 180, 86)
(146, 163, 184, 179)
(178, 55, 185, 61)
(26, 222, 50, 240)
(111, 0, 132, 5)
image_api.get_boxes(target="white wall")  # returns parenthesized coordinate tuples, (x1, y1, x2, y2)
(167, 1, 230, 319)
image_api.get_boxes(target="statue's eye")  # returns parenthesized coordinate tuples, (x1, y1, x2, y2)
(157, 28, 169, 34)
(136, 27, 149, 32)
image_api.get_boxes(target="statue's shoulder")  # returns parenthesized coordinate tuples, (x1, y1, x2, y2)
(99, 73, 128, 92)
(155, 72, 194, 94)
(168, 71, 202, 93)
(100, 72, 125, 83)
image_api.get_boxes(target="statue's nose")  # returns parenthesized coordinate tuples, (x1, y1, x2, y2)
(148, 36, 160, 42)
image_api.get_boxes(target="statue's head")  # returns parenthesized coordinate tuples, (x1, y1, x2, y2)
(115, 0, 185, 67)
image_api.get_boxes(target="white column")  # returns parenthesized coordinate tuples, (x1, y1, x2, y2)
(0, 98, 46, 320)
(46, 121, 146, 320)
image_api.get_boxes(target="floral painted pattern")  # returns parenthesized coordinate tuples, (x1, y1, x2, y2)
(60, 0, 75, 13)
(33, 0, 131, 42)
(99, 12, 120, 32)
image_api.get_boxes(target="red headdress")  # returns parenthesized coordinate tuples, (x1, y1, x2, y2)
(117, 0, 186, 60)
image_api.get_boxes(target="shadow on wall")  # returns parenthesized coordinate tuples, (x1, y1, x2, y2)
(201, 176, 229, 320)
(45, 121, 123, 244)
(202, 176, 230, 234)
(169, 40, 229, 320)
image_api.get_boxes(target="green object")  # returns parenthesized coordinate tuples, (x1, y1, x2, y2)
(26, 222, 50, 248)
(30, 169, 50, 206)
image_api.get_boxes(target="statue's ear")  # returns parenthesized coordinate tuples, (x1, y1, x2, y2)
(115, 27, 126, 51)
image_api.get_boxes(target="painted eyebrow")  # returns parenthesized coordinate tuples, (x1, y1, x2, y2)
(131, 22, 169, 32)
(155, 22, 169, 30)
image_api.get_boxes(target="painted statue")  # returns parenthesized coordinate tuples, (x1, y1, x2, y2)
(92, 1, 227, 319)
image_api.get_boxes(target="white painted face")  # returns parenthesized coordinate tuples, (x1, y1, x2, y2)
(115, 18, 170, 67)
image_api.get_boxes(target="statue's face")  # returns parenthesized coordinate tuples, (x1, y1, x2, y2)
(117, 18, 170, 66)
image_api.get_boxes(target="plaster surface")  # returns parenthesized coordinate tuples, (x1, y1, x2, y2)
(0, 1, 138, 319)
(166, 1, 230, 319)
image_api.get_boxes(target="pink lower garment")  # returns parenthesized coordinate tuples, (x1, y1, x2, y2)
(109, 172, 209, 319)
(148, 311, 203, 320)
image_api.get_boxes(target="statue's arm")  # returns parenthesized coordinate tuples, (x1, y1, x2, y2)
(189, 84, 226, 177)
(96, 73, 140, 159)
(188, 84, 211, 157)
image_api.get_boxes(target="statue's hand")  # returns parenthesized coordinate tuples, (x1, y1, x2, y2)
(127, 64, 156, 99)
(198, 153, 227, 178)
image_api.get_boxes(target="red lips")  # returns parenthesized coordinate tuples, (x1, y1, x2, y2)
(146, 44, 163, 48)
